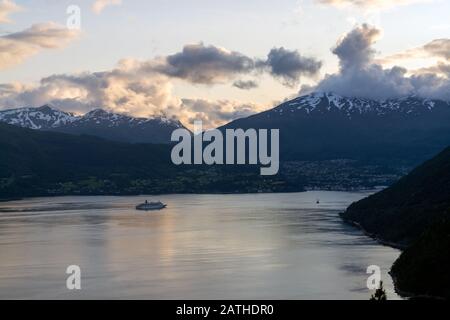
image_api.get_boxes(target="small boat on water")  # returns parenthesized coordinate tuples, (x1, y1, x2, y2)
(136, 200, 167, 211)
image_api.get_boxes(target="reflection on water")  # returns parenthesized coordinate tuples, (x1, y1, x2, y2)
(0, 191, 401, 300)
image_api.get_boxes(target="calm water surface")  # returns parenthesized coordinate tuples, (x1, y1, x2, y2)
(0, 191, 401, 299)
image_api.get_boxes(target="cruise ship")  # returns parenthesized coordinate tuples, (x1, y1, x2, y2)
(136, 200, 167, 211)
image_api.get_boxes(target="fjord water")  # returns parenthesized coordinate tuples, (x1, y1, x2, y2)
(0, 192, 401, 300)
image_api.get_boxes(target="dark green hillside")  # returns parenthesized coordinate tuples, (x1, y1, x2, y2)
(341, 147, 450, 299)
(391, 219, 450, 299)
(0, 123, 301, 198)
(0, 123, 175, 197)
(341, 147, 450, 247)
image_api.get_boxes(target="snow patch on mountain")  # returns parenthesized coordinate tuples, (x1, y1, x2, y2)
(273, 92, 449, 118)
(0, 106, 183, 130)
(0, 105, 77, 129)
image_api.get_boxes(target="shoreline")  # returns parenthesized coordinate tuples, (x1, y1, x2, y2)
(339, 215, 408, 299)
(339, 215, 408, 250)
(0, 188, 382, 204)
(339, 215, 446, 301)
(0, 190, 304, 204)
(0, 197, 22, 203)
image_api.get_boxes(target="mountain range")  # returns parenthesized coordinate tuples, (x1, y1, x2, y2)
(2, 93, 450, 167)
(222, 92, 450, 166)
(0, 105, 185, 144)
(3, 93, 450, 166)
(2, 91, 450, 190)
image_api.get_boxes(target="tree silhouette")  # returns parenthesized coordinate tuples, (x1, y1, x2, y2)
(370, 281, 387, 301)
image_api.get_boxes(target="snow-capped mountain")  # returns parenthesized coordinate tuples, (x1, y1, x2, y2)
(0, 105, 77, 129)
(0, 106, 185, 144)
(269, 92, 449, 118)
(222, 92, 450, 165)
(76, 108, 182, 127)
(3, 92, 450, 162)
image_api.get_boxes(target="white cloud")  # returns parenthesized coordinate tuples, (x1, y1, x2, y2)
(0, 41, 320, 127)
(0, 40, 324, 127)
(0, 0, 21, 23)
(92, 0, 122, 14)
(180, 98, 265, 128)
(0, 57, 266, 128)
(0, 22, 80, 70)
(314, 24, 450, 101)
(316, 0, 432, 10)
(379, 38, 450, 65)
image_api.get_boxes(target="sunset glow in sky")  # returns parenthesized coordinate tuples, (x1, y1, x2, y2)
(0, 0, 449, 127)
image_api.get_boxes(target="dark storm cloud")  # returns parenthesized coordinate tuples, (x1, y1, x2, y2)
(262, 47, 322, 87)
(155, 43, 255, 85)
(153, 43, 322, 87)
(332, 24, 381, 70)
(233, 80, 259, 90)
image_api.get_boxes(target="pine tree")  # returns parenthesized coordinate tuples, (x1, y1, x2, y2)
(370, 281, 387, 301)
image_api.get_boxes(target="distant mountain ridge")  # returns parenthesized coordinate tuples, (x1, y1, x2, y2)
(3, 92, 450, 157)
(273, 92, 448, 117)
(222, 92, 450, 166)
(0, 105, 77, 129)
(0, 105, 185, 144)
(0, 122, 299, 198)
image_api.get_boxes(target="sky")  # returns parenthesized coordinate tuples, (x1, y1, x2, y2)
(0, 0, 449, 127)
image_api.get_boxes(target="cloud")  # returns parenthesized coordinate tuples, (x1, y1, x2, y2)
(409, 72, 450, 100)
(0, 63, 178, 116)
(154, 43, 255, 85)
(0, 0, 21, 23)
(233, 80, 259, 90)
(152, 43, 322, 87)
(92, 0, 122, 14)
(332, 24, 381, 69)
(0, 57, 266, 128)
(180, 98, 265, 128)
(0, 22, 80, 70)
(423, 39, 450, 60)
(316, 0, 431, 10)
(314, 24, 450, 101)
(261, 47, 322, 87)
(415, 62, 450, 77)
(0, 42, 320, 127)
(380, 38, 450, 64)
(317, 64, 414, 100)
